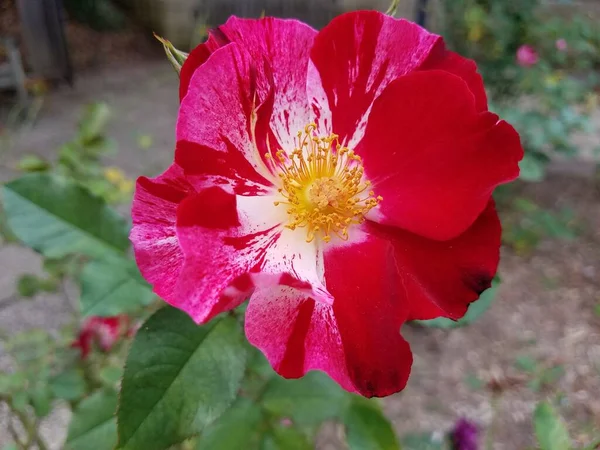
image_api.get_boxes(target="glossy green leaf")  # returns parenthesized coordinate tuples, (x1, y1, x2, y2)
(343, 398, 399, 450)
(262, 371, 350, 426)
(261, 426, 312, 450)
(416, 278, 500, 329)
(197, 398, 263, 450)
(66, 390, 118, 450)
(2, 174, 129, 259)
(79, 258, 154, 317)
(534, 402, 571, 450)
(117, 307, 247, 450)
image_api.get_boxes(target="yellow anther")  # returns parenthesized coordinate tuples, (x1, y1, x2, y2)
(270, 125, 381, 243)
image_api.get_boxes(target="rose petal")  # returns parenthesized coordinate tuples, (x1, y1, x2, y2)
(179, 17, 317, 150)
(130, 164, 194, 303)
(246, 233, 412, 397)
(357, 70, 522, 240)
(175, 189, 329, 322)
(176, 43, 276, 193)
(368, 201, 501, 321)
(419, 39, 488, 112)
(310, 10, 440, 147)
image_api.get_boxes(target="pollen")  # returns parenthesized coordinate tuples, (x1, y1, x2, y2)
(266, 123, 382, 243)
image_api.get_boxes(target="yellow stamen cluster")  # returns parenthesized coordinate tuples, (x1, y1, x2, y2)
(266, 124, 382, 243)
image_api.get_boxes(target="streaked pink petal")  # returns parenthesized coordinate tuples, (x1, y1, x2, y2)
(310, 11, 440, 147)
(246, 233, 412, 398)
(130, 164, 194, 303)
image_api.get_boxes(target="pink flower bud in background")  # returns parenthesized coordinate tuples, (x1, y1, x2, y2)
(72, 315, 131, 359)
(555, 38, 568, 52)
(516, 45, 539, 67)
(280, 418, 293, 427)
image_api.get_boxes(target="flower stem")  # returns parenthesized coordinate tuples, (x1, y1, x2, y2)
(3, 397, 49, 450)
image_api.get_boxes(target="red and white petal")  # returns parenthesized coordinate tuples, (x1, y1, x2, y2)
(179, 17, 317, 153)
(130, 164, 194, 304)
(176, 43, 276, 194)
(174, 189, 282, 323)
(358, 70, 522, 240)
(175, 189, 329, 323)
(369, 201, 501, 321)
(214, 17, 318, 151)
(179, 31, 227, 101)
(246, 233, 413, 398)
(310, 11, 440, 148)
(260, 228, 331, 304)
(418, 39, 488, 112)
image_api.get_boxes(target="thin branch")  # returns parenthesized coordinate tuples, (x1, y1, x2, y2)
(8, 418, 26, 450)
(5, 398, 49, 450)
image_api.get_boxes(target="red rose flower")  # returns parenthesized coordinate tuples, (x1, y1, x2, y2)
(72, 315, 130, 359)
(131, 11, 523, 397)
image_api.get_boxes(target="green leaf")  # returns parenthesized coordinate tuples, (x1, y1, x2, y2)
(519, 153, 546, 182)
(31, 384, 52, 417)
(16, 274, 40, 297)
(99, 366, 124, 387)
(116, 307, 247, 450)
(17, 155, 51, 172)
(262, 371, 350, 425)
(197, 398, 263, 450)
(533, 402, 570, 450)
(2, 173, 130, 259)
(514, 355, 538, 373)
(66, 390, 118, 450)
(78, 103, 111, 144)
(417, 278, 500, 329)
(261, 426, 312, 450)
(0, 372, 27, 395)
(79, 258, 154, 317)
(401, 433, 445, 450)
(50, 370, 87, 401)
(11, 391, 29, 412)
(343, 398, 399, 450)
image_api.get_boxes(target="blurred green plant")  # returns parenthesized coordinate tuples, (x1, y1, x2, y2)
(440, 0, 598, 183)
(16, 102, 133, 204)
(501, 197, 579, 254)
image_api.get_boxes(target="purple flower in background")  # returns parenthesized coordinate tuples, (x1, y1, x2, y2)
(555, 38, 568, 52)
(451, 418, 479, 450)
(516, 44, 539, 67)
